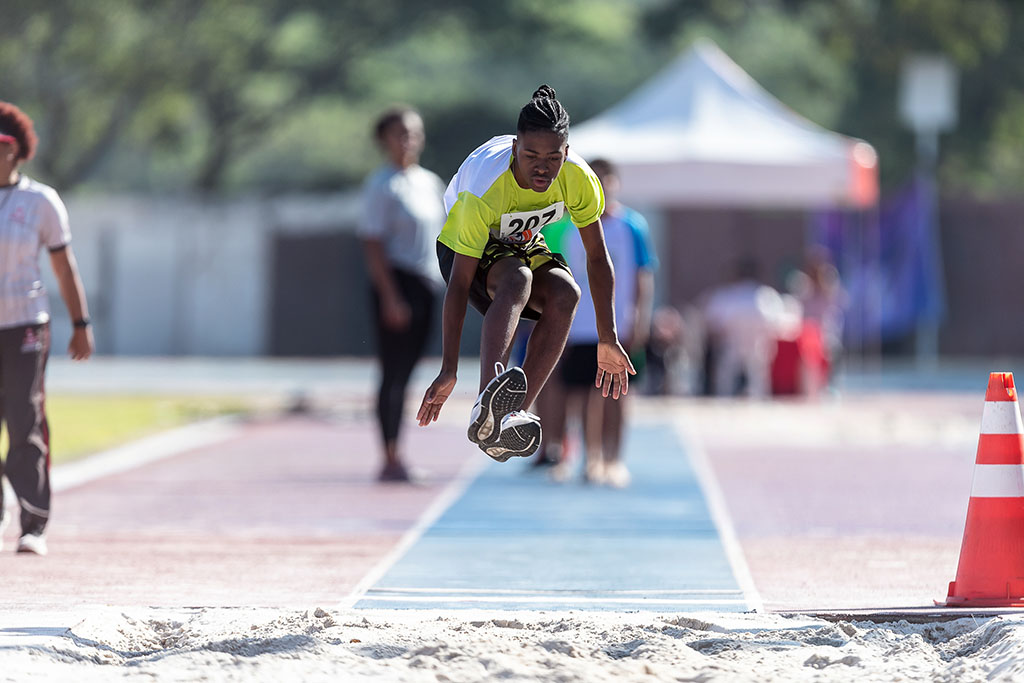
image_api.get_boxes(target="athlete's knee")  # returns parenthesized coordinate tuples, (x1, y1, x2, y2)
(492, 267, 533, 307)
(547, 276, 580, 316)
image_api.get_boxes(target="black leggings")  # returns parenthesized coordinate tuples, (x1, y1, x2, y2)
(372, 270, 436, 443)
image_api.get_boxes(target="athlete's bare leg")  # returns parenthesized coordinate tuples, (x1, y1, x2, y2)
(480, 257, 533, 393)
(519, 264, 580, 407)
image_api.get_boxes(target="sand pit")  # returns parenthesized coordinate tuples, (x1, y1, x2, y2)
(2, 607, 1022, 682)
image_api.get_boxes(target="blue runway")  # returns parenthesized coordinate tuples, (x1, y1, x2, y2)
(357, 422, 755, 611)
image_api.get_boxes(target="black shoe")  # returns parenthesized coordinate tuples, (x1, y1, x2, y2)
(378, 462, 425, 483)
(468, 363, 527, 448)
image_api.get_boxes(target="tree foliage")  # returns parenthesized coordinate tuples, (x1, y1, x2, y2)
(0, 0, 1021, 195)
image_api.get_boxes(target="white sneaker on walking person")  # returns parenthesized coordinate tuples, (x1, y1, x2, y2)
(17, 532, 47, 556)
(0, 508, 9, 552)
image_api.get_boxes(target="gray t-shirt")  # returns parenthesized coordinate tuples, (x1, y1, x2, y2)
(0, 175, 71, 329)
(359, 164, 445, 285)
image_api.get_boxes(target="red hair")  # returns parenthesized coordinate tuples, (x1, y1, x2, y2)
(0, 102, 37, 162)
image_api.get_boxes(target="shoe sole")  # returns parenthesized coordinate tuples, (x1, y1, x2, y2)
(484, 419, 542, 463)
(468, 368, 527, 446)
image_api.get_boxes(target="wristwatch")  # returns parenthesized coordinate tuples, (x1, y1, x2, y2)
(73, 318, 91, 328)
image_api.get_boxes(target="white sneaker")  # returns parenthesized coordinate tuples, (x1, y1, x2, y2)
(468, 363, 527, 448)
(17, 532, 47, 556)
(0, 509, 8, 552)
(483, 410, 543, 462)
(603, 461, 632, 488)
(550, 461, 572, 484)
(584, 459, 606, 485)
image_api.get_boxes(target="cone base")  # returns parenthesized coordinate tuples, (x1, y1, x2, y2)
(941, 595, 1024, 608)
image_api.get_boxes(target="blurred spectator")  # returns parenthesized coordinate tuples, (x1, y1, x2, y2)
(544, 159, 657, 486)
(702, 259, 799, 399)
(645, 305, 689, 396)
(793, 247, 846, 373)
(777, 248, 846, 396)
(0, 101, 93, 556)
(360, 106, 445, 483)
(522, 213, 575, 470)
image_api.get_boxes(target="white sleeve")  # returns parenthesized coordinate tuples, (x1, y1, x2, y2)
(39, 189, 71, 249)
(358, 173, 390, 239)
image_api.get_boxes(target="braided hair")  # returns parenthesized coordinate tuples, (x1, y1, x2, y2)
(517, 85, 569, 140)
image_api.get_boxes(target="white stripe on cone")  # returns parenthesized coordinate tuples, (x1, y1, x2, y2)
(970, 464, 1024, 498)
(980, 401, 1024, 435)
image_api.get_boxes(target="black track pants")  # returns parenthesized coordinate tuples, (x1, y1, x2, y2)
(0, 323, 51, 535)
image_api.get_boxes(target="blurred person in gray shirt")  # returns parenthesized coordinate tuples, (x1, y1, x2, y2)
(360, 107, 445, 483)
(0, 101, 93, 555)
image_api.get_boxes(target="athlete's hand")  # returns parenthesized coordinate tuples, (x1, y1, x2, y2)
(417, 370, 457, 426)
(595, 341, 636, 400)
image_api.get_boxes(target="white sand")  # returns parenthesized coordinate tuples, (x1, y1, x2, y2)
(2, 607, 1021, 682)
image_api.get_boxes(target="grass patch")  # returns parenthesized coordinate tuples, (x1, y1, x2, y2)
(1, 395, 252, 465)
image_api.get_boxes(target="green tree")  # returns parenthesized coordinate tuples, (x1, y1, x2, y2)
(0, 1, 158, 189)
(3, 0, 1023, 196)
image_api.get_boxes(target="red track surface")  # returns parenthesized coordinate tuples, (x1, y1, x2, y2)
(685, 393, 981, 612)
(0, 393, 988, 613)
(0, 416, 474, 610)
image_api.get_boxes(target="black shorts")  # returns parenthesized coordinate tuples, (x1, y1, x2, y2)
(436, 239, 570, 321)
(560, 343, 598, 388)
(560, 343, 647, 388)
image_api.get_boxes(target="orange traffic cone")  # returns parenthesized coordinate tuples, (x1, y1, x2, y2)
(943, 371, 1024, 607)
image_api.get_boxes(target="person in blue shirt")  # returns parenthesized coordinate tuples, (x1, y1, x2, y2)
(547, 159, 657, 487)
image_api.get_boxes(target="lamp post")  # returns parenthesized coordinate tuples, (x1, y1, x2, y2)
(898, 54, 958, 367)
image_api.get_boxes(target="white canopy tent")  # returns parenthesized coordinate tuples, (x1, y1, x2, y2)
(569, 40, 878, 209)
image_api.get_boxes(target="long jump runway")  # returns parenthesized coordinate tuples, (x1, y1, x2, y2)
(354, 421, 759, 612)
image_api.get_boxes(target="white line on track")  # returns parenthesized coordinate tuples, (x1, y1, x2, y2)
(673, 416, 765, 613)
(339, 452, 489, 610)
(2, 417, 243, 510)
(357, 594, 748, 606)
(51, 416, 243, 492)
(371, 587, 745, 596)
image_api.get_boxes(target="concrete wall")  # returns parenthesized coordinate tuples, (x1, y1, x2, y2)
(45, 193, 361, 356)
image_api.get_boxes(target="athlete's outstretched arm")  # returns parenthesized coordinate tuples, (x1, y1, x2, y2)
(578, 220, 635, 399)
(417, 252, 479, 425)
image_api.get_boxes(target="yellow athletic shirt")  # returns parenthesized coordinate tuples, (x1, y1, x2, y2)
(439, 135, 604, 258)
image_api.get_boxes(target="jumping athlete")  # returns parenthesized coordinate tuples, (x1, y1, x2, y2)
(415, 85, 634, 461)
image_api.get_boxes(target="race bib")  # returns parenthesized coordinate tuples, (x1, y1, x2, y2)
(496, 201, 564, 244)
